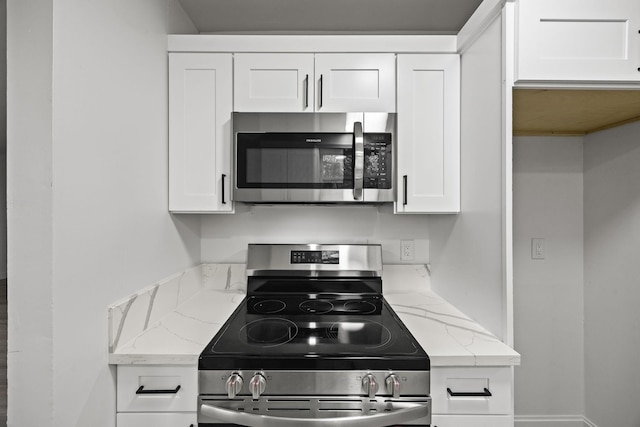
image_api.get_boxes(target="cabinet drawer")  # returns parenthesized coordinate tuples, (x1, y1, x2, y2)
(431, 367, 512, 415)
(117, 365, 197, 413)
(431, 414, 513, 427)
(117, 412, 197, 427)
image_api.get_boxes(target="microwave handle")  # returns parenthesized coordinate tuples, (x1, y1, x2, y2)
(353, 121, 364, 201)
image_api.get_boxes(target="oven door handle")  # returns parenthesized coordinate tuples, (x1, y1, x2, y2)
(353, 121, 364, 201)
(199, 400, 429, 427)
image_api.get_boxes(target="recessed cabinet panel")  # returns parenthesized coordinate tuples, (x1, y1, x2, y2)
(396, 54, 460, 213)
(234, 54, 314, 112)
(315, 54, 396, 112)
(169, 53, 233, 213)
(516, 0, 640, 82)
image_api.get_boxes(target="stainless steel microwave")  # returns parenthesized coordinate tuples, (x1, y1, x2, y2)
(233, 112, 396, 203)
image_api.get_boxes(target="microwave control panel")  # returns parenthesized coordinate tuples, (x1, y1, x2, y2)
(364, 134, 392, 189)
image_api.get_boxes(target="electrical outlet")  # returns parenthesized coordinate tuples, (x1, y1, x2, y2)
(401, 240, 415, 261)
(531, 238, 545, 260)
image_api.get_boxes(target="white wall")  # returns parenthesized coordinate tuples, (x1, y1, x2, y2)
(428, 15, 505, 339)
(201, 204, 430, 264)
(0, 0, 6, 279)
(8, 1, 200, 426)
(7, 1, 54, 425)
(513, 136, 585, 422)
(584, 120, 640, 427)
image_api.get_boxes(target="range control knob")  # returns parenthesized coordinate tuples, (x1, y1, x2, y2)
(225, 372, 243, 399)
(361, 374, 379, 398)
(385, 374, 401, 398)
(249, 373, 267, 399)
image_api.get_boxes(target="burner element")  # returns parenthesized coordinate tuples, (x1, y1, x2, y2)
(252, 299, 286, 314)
(343, 300, 378, 314)
(299, 299, 334, 314)
(241, 318, 298, 348)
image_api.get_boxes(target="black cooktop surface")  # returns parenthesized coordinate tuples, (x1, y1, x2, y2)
(199, 293, 430, 371)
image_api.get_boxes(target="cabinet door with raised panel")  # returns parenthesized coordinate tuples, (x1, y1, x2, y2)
(315, 54, 396, 112)
(169, 53, 233, 213)
(396, 54, 460, 214)
(234, 53, 314, 112)
(516, 0, 640, 83)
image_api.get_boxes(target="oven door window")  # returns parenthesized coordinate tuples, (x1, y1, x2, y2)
(236, 133, 353, 189)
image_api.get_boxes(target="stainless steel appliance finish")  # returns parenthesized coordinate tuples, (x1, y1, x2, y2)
(245, 243, 383, 277)
(198, 244, 431, 427)
(233, 112, 396, 203)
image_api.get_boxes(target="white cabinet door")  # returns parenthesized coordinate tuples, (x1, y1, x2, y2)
(396, 54, 460, 214)
(117, 413, 196, 427)
(431, 367, 512, 416)
(117, 365, 198, 413)
(169, 53, 233, 213)
(315, 54, 396, 112)
(431, 414, 513, 427)
(516, 0, 640, 83)
(234, 53, 314, 112)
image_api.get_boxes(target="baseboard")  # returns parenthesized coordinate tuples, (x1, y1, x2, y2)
(515, 415, 597, 427)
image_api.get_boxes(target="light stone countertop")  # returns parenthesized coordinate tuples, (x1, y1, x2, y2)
(108, 264, 520, 366)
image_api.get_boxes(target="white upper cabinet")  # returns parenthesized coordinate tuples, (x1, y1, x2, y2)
(396, 54, 460, 214)
(234, 53, 396, 112)
(234, 54, 314, 112)
(169, 53, 234, 213)
(516, 0, 640, 83)
(314, 54, 396, 112)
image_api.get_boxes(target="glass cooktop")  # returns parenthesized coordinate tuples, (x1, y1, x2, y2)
(199, 294, 430, 371)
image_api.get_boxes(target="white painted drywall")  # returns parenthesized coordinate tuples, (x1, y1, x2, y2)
(584, 120, 640, 427)
(7, 1, 54, 425)
(513, 136, 585, 420)
(8, 1, 200, 426)
(428, 15, 505, 339)
(0, 0, 6, 279)
(200, 204, 430, 264)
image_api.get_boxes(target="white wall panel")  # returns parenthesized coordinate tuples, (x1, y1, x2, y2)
(584, 120, 640, 427)
(513, 136, 585, 420)
(428, 15, 505, 339)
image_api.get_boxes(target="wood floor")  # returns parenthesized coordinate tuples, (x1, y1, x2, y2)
(0, 279, 6, 424)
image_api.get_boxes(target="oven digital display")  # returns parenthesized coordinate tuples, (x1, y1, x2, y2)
(291, 250, 339, 264)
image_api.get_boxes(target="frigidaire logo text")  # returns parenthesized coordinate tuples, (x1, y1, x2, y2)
(306, 138, 322, 143)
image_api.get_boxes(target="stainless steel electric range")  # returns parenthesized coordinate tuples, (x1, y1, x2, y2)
(198, 244, 431, 427)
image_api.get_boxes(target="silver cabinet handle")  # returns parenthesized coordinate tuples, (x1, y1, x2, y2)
(353, 121, 364, 201)
(200, 401, 429, 427)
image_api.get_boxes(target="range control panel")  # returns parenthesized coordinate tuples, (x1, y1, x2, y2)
(290, 250, 340, 264)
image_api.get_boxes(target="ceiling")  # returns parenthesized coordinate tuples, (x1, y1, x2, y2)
(513, 90, 640, 136)
(177, 0, 485, 34)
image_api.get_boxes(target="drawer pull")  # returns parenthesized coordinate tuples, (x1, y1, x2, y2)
(135, 384, 181, 394)
(447, 387, 492, 397)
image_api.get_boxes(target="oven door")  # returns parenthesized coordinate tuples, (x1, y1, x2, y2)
(198, 395, 431, 427)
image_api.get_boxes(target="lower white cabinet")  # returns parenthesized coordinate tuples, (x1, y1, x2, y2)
(431, 366, 514, 426)
(117, 413, 196, 427)
(116, 365, 197, 427)
(432, 414, 513, 427)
